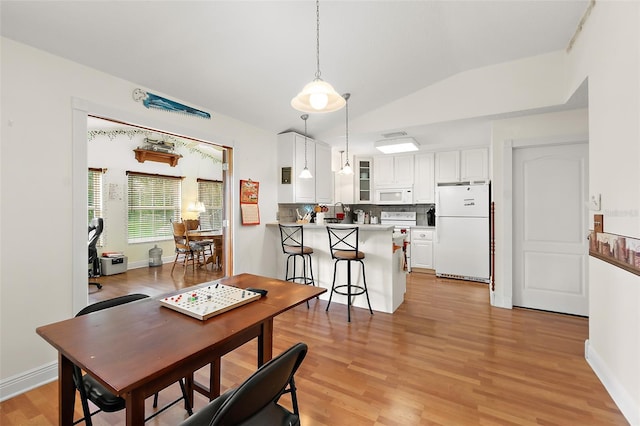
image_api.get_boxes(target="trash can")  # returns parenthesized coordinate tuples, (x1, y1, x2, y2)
(149, 244, 163, 267)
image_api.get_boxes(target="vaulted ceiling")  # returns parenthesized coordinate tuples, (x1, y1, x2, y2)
(1, 1, 589, 152)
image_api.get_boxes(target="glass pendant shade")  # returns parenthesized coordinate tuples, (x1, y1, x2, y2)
(341, 161, 353, 175)
(299, 167, 313, 179)
(291, 79, 346, 113)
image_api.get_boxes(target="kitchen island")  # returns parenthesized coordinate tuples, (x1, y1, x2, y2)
(267, 222, 407, 313)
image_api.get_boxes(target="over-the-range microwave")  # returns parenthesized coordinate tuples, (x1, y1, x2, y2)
(374, 186, 413, 205)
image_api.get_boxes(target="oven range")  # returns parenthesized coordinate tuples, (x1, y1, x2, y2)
(380, 211, 417, 272)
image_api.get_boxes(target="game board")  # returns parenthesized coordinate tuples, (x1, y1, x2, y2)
(159, 282, 261, 320)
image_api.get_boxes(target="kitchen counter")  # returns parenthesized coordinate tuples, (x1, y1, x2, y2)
(268, 221, 395, 231)
(267, 222, 406, 313)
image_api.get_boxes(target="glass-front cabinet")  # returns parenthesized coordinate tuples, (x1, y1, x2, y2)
(356, 157, 372, 203)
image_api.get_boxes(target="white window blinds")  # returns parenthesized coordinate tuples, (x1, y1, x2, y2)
(88, 168, 104, 246)
(88, 168, 103, 222)
(127, 172, 182, 243)
(197, 179, 223, 230)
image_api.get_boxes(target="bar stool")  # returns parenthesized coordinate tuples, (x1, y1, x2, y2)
(279, 224, 315, 306)
(326, 226, 373, 322)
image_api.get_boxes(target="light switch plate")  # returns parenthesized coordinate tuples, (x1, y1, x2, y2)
(590, 194, 601, 211)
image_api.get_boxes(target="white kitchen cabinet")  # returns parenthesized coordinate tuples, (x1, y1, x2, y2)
(435, 148, 488, 183)
(435, 150, 460, 183)
(315, 142, 333, 204)
(413, 153, 435, 203)
(278, 132, 332, 203)
(355, 157, 372, 203)
(373, 155, 414, 187)
(461, 148, 489, 181)
(411, 228, 434, 270)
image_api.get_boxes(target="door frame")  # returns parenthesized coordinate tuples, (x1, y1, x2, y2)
(71, 98, 234, 315)
(494, 134, 589, 309)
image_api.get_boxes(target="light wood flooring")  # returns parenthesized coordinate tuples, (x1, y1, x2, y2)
(1, 266, 628, 425)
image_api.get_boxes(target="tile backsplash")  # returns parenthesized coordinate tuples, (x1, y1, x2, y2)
(278, 203, 435, 226)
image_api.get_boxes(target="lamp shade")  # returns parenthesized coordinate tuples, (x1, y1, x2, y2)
(291, 79, 346, 113)
(375, 137, 419, 154)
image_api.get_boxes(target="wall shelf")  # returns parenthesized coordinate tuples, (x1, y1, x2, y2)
(134, 149, 182, 167)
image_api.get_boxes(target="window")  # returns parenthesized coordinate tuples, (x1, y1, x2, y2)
(88, 168, 104, 245)
(127, 172, 182, 243)
(198, 179, 223, 230)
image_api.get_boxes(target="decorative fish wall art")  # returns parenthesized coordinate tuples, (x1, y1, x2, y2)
(132, 88, 211, 119)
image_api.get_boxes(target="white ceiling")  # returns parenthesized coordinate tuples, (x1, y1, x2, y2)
(1, 1, 589, 153)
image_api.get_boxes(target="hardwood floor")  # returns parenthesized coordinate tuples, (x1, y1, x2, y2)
(1, 267, 628, 425)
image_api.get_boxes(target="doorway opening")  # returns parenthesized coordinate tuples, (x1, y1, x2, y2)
(84, 114, 233, 303)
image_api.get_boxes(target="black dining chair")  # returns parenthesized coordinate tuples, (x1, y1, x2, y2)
(72, 294, 193, 425)
(179, 342, 308, 426)
(88, 218, 103, 289)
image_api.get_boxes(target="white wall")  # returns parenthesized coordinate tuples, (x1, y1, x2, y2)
(0, 37, 279, 398)
(493, 3, 640, 423)
(565, 3, 640, 423)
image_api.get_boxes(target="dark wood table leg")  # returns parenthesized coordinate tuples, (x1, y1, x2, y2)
(257, 319, 273, 367)
(58, 353, 75, 426)
(125, 390, 145, 426)
(210, 358, 221, 400)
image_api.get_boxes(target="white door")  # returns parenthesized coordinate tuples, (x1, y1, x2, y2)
(513, 143, 589, 315)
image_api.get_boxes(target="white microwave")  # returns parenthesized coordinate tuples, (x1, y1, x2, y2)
(375, 186, 414, 205)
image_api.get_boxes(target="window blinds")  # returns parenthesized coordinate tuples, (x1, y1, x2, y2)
(197, 179, 223, 230)
(88, 168, 103, 222)
(127, 172, 182, 243)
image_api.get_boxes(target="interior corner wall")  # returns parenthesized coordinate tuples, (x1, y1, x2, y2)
(567, 2, 640, 423)
(0, 37, 279, 399)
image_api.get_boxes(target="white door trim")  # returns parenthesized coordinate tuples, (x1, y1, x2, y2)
(495, 133, 589, 309)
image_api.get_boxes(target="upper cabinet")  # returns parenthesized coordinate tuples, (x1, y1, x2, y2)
(355, 157, 373, 203)
(315, 142, 333, 204)
(435, 150, 460, 183)
(277, 132, 332, 204)
(373, 155, 414, 187)
(435, 148, 488, 183)
(413, 153, 435, 203)
(460, 148, 489, 182)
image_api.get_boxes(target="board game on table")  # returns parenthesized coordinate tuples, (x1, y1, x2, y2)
(159, 281, 262, 320)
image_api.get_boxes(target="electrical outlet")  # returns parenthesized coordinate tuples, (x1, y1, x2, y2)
(590, 194, 601, 211)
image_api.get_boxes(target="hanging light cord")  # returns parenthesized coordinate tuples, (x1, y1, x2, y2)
(315, 0, 321, 80)
(345, 97, 349, 160)
(303, 114, 309, 169)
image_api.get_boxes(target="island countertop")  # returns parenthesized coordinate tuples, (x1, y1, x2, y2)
(266, 222, 395, 231)
(267, 222, 407, 314)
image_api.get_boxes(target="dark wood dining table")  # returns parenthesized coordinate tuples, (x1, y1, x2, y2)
(36, 273, 325, 425)
(188, 230, 223, 270)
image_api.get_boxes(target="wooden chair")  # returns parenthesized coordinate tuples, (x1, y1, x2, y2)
(171, 221, 204, 274)
(184, 218, 215, 268)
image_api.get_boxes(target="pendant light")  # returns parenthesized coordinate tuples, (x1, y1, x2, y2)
(299, 114, 313, 179)
(341, 93, 353, 175)
(291, 0, 345, 113)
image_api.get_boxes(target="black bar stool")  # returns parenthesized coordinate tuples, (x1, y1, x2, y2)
(326, 226, 373, 322)
(279, 224, 315, 307)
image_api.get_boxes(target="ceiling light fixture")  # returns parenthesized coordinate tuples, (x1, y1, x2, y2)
(341, 93, 353, 175)
(299, 114, 313, 179)
(291, 0, 345, 113)
(374, 137, 420, 154)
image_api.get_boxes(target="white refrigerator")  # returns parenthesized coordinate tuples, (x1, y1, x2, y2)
(434, 182, 490, 283)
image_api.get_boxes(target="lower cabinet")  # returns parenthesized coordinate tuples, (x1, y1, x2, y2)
(411, 228, 434, 270)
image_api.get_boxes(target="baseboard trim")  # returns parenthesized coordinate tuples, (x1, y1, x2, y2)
(585, 339, 639, 425)
(0, 361, 57, 402)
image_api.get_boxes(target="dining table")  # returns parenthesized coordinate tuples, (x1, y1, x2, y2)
(36, 273, 325, 425)
(187, 230, 223, 270)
